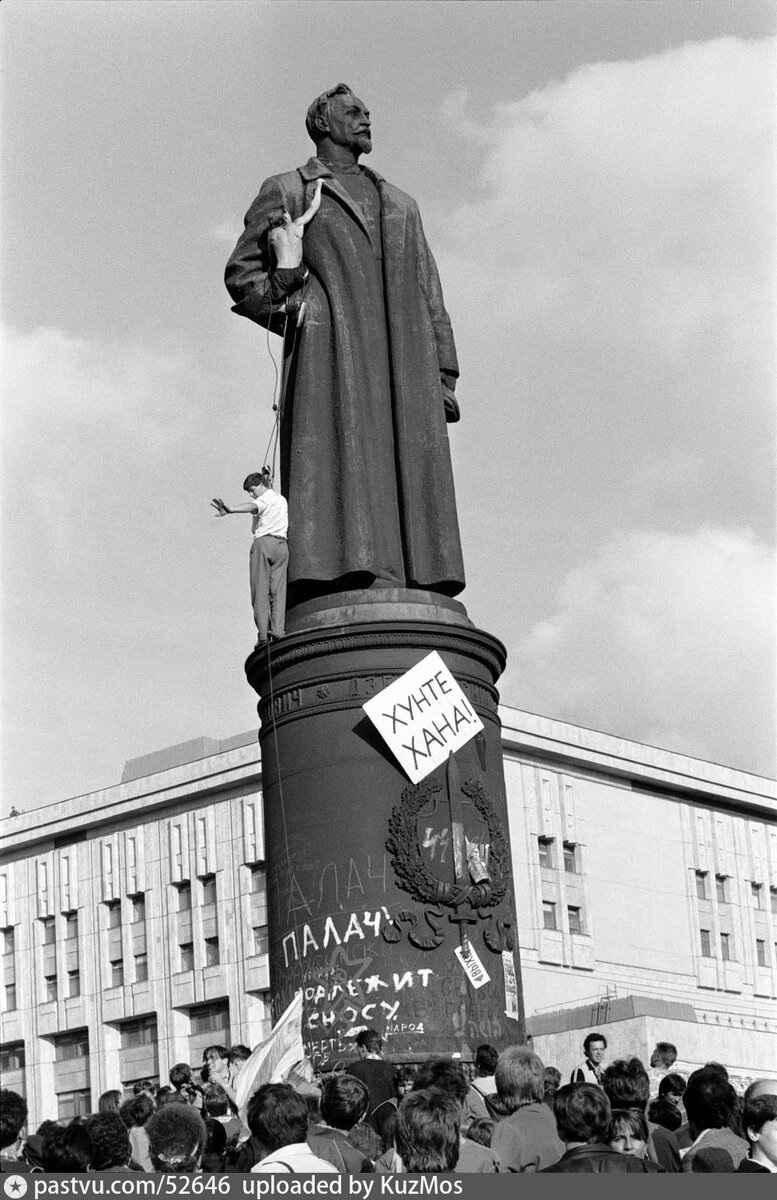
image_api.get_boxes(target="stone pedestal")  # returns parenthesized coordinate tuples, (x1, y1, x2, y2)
(246, 590, 525, 1065)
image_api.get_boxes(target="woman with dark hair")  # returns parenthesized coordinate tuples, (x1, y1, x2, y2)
(608, 1109, 650, 1159)
(40, 1124, 94, 1172)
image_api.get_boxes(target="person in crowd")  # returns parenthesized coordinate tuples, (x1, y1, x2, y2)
(155, 1087, 175, 1106)
(395, 1066, 415, 1099)
(120, 1094, 155, 1171)
(466, 1119, 496, 1149)
(541, 1084, 663, 1173)
(228, 1045, 252, 1081)
(347, 1121, 384, 1163)
(649, 1042, 679, 1097)
(97, 1090, 123, 1115)
(201, 1116, 228, 1172)
(491, 1046, 563, 1172)
(601, 1056, 680, 1171)
(608, 1108, 651, 1159)
(84, 1113, 133, 1171)
(204, 1083, 242, 1141)
(132, 1080, 157, 1103)
(462, 1045, 499, 1126)
(543, 1067, 562, 1108)
(247, 1083, 338, 1173)
(40, 1124, 94, 1172)
(0, 1090, 31, 1173)
(22, 1122, 61, 1172)
(648, 1097, 682, 1131)
(737, 1085, 777, 1173)
(347, 1030, 398, 1128)
(169, 1063, 203, 1107)
(394, 1089, 460, 1174)
(201, 1045, 230, 1085)
(146, 1105, 206, 1173)
(570, 1032, 607, 1084)
(396, 1058, 499, 1171)
(681, 1065, 748, 1171)
(308, 1074, 374, 1171)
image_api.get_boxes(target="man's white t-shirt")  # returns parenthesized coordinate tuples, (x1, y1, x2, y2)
(251, 488, 288, 539)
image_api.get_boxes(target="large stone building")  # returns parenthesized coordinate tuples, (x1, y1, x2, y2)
(1, 705, 775, 1126)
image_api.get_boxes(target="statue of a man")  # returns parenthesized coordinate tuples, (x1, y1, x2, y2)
(225, 84, 465, 608)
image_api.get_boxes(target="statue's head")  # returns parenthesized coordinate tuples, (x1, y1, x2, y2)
(306, 83, 372, 156)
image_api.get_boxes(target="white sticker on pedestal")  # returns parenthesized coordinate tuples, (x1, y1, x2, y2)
(503, 950, 520, 1020)
(362, 650, 484, 783)
(454, 942, 491, 990)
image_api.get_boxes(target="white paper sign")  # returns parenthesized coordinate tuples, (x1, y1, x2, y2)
(362, 650, 484, 783)
(455, 941, 491, 990)
(502, 950, 521, 1020)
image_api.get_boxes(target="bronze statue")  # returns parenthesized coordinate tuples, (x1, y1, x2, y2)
(225, 84, 465, 607)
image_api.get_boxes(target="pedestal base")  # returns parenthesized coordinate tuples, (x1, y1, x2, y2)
(246, 593, 525, 1065)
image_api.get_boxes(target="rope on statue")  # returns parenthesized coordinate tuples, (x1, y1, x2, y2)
(257, 273, 316, 1052)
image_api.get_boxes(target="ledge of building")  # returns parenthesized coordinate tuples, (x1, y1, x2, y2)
(499, 707, 776, 818)
(527, 993, 698, 1038)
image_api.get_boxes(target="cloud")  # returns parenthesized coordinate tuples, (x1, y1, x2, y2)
(436, 36, 774, 548)
(510, 526, 775, 776)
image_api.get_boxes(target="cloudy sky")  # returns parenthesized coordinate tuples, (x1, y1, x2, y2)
(2, 0, 775, 817)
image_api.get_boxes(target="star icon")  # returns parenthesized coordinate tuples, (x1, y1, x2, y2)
(4, 1176, 28, 1198)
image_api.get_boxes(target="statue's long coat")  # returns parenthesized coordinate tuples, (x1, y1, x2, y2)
(225, 157, 465, 601)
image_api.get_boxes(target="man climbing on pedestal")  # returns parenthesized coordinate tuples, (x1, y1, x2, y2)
(211, 468, 289, 648)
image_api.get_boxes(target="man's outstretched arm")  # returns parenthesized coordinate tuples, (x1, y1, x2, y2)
(211, 498, 258, 516)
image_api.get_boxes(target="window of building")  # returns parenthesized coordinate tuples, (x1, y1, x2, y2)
(720, 932, 732, 961)
(68, 970, 80, 998)
(2, 927, 15, 955)
(44, 974, 58, 1002)
(201, 875, 217, 906)
(131, 895, 146, 924)
(563, 843, 577, 874)
(771, 887, 777, 915)
(205, 937, 220, 967)
(58, 1090, 91, 1121)
(695, 871, 708, 900)
(252, 926, 268, 956)
(0, 1043, 25, 1073)
(756, 939, 767, 968)
(110, 959, 124, 987)
(4, 983, 17, 1011)
(250, 867, 265, 893)
(54, 1031, 89, 1061)
(715, 876, 727, 904)
(567, 905, 582, 934)
(751, 883, 763, 909)
(537, 838, 553, 870)
(64, 913, 79, 940)
(542, 901, 557, 931)
(190, 1001, 229, 1036)
(120, 1016, 157, 1049)
(134, 953, 148, 982)
(700, 928, 712, 957)
(41, 916, 56, 945)
(180, 943, 194, 972)
(176, 882, 192, 912)
(106, 900, 121, 929)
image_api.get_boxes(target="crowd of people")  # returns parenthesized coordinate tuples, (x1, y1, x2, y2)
(1, 1030, 775, 1174)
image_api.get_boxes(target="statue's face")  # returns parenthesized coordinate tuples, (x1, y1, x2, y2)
(324, 93, 372, 155)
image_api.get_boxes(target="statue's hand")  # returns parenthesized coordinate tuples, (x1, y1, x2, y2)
(211, 498, 230, 516)
(442, 385, 460, 423)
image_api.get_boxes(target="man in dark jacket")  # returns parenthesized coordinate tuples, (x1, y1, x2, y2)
(541, 1085, 663, 1174)
(307, 1075, 374, 1172)
(490, 1047, 564, 1171)
(225, 84, 465, 609)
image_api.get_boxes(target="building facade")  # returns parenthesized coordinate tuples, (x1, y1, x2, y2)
(1, 708, 775, 1126)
